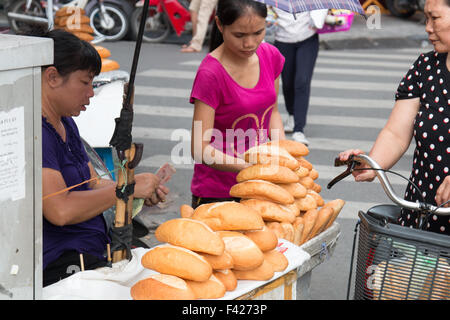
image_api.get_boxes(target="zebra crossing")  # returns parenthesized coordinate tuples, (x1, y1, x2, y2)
(131, 46, 431, 219)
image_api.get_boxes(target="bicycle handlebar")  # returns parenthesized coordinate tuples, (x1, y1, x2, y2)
(327, 154, 450, 216)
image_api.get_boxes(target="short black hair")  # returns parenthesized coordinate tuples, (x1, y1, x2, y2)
(24, 26, 102, 77)
(209, 0, 268, 52)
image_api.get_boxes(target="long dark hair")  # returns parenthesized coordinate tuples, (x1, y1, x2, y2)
(23, 26, 101, 77)
(209, 0, 267, 52)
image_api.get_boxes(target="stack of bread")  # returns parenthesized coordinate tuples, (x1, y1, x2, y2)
(131, 202, 290, 300)
(229, 140, 345, 246)
(54, 7, 94, 42)
(54, 6, 120, 73)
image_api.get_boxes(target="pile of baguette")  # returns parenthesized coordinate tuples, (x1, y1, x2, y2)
(130, 139, 345, 300)
(53, 7, 120, 73)
(230, 140, 345, 246)
(54, 7, 95, 42)
(131, 203, 289, 300)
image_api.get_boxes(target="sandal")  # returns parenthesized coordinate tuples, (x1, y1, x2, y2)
(180, 46, 200, 53)
(181, 42, 191, 49)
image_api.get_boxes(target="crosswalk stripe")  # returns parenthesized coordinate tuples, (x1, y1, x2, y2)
(179, 57, 413, 69)
(131, 126, 415, 157)
(135, 104, 387, 129)
(317, 51, 419, 61)
(135, 77, 397, 102)
(139, 67, 405, 79)
(309, 96, 393, 109)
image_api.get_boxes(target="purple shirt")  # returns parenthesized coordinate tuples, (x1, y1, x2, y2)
(42, 116, 109, 269)
(189, 42, 285, 198)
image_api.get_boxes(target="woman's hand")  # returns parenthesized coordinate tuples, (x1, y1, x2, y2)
(338, 149, 377, 182)
(134, 173, 161, 199)
(435, 176, 450, 208)
(144, 185, 170, 206)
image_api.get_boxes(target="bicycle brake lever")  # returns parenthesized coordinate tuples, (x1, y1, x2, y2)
(327, 157, 359, 189)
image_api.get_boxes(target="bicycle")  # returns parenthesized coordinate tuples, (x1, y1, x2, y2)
(328, 154, 450, 300)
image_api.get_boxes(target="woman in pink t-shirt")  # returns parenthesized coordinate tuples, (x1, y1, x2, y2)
(189, 0, 286, 208)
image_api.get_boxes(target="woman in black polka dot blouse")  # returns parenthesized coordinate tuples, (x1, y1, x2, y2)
(338, 0, 450, 235)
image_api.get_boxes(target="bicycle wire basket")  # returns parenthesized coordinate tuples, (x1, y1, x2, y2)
(353, 208, 450, 300)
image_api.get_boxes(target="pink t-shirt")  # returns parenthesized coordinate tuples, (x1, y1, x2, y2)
(189, 42, 285, 198)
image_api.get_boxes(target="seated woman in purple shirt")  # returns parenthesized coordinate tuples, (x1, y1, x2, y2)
(32, 29, 169, 286)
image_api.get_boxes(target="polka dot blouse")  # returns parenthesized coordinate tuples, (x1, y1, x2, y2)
(395, 50, 449, 235)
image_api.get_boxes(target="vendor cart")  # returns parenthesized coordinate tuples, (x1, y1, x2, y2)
(41, 222, 341, 300)
(237, 222, 341, 300)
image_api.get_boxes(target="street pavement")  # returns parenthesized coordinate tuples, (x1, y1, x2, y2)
(0, 9, 435, 300)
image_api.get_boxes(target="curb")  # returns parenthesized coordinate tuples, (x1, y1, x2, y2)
(320, 34, 430, 50)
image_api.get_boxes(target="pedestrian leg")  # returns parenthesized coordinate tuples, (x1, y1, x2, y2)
(184, 0, 218, 52)
(292, 34, 319, 134)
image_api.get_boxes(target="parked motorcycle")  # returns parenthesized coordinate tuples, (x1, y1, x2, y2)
(385, 0, 425, 18)
(130, 0, 191, 43)
(6, 0, 134, 41)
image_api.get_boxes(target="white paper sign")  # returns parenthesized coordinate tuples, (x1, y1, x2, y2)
(0, 106, 25, 202)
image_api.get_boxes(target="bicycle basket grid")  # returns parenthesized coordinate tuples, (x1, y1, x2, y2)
(354, 211, 450, 300)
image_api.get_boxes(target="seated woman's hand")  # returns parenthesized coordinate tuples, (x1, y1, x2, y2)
(144, 185, 170, 206)
(134, 173, 161, 199)
(338, 149, 376, 182)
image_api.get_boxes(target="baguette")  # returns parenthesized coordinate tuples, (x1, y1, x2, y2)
(263, 249, 289, 272)
(233, 259, 275, 281)
(306, 207, 334, 241)
(214, 269, 238, 291)
(197, 251, 234, 270)
(265, 139, 309, 157)
(243, 145, 300, 170)
(236, 164, 299, 184)
(299, 209, 319, 245)
(323, 199, 346, 230)
(280, 203, 301, 217)
(141, 244, 212, 281)
(294, 166, 310, 178)
(55, 15, 90, 27)
(295, 194, 317, 211)
(265, 222, 285, 239)
(217, 231, 264, 271)
(312, 182, 322, 193)
(241, 199, 296, 223)
(280, 222, 295, 242)
(191, 201, 264, 231)
(230, 180, 295, 205)
(292, 217, 304, 246)
(155, 218, 225, 255)
(277, 182, 307, 198)
(180, 204, 194, 218)
(307, 190, 324, 207)
(55, 6, 85, 17)
(186, 274, 226, 299)
(298, 176, 314, 189)
(243, 226, 278, 252)
(130, 274, 196, 300)
(309, 168, 319, 180)
(94, 45, 112, 59)
(295, 156, 313, 170)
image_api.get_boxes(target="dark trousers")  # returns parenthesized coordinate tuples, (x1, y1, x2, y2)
(275, 34, 319, 133)
(43, 250, 107, 287)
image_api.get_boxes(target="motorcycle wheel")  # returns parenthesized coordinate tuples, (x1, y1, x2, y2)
(130, 6, 171, 43)
(7, 0, 46, 34)
(385, 0, 416, 18)
(89, 4, 129, 41)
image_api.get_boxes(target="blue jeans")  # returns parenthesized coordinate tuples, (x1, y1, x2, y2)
(275, 34, 319, 133)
